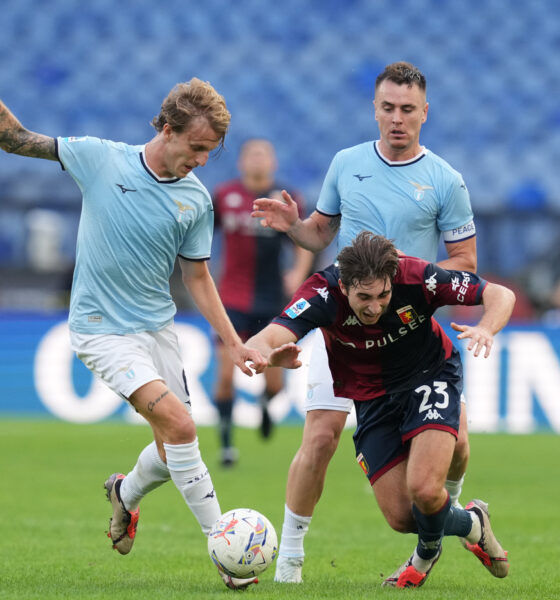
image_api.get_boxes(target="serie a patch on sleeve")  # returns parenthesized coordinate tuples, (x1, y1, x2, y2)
(61, 136, 88, 143)
(285, 298, 311, 319)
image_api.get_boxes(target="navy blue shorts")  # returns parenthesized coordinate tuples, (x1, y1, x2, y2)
(223, 308, 277, 342)
(353, 351, 463, 485)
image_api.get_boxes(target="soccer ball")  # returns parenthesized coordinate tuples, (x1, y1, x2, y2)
(208, 508, 278, 578)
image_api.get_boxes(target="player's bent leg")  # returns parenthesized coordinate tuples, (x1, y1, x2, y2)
(372, 462, 416, 533)
(446, 402, 469, 507)
(132, 381, 222, 535)
(285, 409, 348, 514)
(383, 430, 455, 588)
(408, 429, 455, 514)
(275, 409, 347, 583)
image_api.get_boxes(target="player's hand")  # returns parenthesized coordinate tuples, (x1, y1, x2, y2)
(231, 345, 267, 376)
(252, 190, 299, 232)
(450, 322, 494, 358)
(267, 342, 302, 369)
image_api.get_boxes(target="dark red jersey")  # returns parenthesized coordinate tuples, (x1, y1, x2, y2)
(272, 256, 487, 402)
(213, 179, 305, 313)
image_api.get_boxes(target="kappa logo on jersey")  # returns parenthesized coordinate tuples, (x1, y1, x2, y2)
(342, 314, 360, 326)
(313, 286, 329, 302)
(286, 298, 311, 319)
(353, 174, 372, 181)
(173, 199, 195, 223)
(451, 272, 472, 302)
(396, 305, 418, 324)
(425, 273, 437, 295)
(423, 408, 444, 421)
(409, 181, 434, 201)
(62, 136, 88, 143)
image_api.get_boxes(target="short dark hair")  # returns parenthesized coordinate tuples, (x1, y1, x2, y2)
(375, 61, 426, 92)
(337, 232, 399, 289)
(151, 78, 231, 147)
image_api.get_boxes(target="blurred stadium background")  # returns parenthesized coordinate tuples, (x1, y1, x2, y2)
(1, 0, 559, 430)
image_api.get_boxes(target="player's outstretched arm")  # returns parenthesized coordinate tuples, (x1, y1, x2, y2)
(0, 100, 57, 160)
(252, 189, 340, 252)
(246, 324, 301, 369)
(450, 282, 516, 358)
(180, 258, 267, 375)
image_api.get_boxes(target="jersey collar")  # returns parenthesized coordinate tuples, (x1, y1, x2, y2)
(373, 141, 427, 167)
(139, 147, 181, 183)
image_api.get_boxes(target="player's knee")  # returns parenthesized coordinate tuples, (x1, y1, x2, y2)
(305, 428, 339, 465)
(408, 481, 443, 513)
(385, 510, 416, 534)
(163, 412, 197, 444)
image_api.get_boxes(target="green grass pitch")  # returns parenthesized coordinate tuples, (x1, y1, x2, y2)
(0, 420, 558, 599)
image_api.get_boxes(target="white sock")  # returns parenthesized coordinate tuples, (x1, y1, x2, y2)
(465, 511, 482, 544)
(163, 439, 221, 535)
(278, 504, 311, 558)
(445, 475, 465, 508)
(411, 548, 438, 573)
(120, 441, 171, 510)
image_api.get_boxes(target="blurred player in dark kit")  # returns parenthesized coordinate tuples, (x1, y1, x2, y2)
(212, 138, 313, 465)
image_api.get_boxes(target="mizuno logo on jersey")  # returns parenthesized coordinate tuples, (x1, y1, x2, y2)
(409, 181, 434, 201)
(353, 174, 372, 181)
(313, 286, 329, 302)
(342, 315, 360, 326)
(116, 183, 137, 194)
(286, 298, 311, 319)
(425, 273, 437, 295)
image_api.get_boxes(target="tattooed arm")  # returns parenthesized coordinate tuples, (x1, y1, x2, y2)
(0, 100, 57, 160)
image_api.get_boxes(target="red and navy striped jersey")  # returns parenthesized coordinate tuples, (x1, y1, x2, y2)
(272, 256, 487, 402)
(213, 179, 305, 314)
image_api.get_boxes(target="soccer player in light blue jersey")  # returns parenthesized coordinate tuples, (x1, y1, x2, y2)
(0, 80, 266, 590)
(253, 61, 478, 583)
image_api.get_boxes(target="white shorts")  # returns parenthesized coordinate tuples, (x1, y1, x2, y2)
(305, 329, 354, 413)
(70, 324, 191, 412)
(304, 329, 466, 413)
